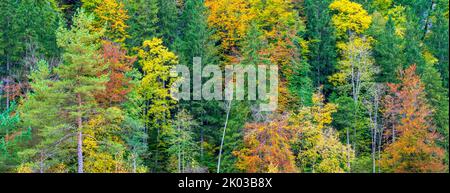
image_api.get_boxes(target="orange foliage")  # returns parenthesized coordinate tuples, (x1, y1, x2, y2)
(234, 115, 298, 173)
(381, 65, 446, 173)
(95, 41, 135, 106)
(2, 81, 27, 101)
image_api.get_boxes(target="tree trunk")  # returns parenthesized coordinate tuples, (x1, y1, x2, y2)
(132, 153, 137, 173)
(77, 93, 84, 173)
(217, 100, 232, 173)
(346, 127, 351, 171)
(178, 125, 181, 173)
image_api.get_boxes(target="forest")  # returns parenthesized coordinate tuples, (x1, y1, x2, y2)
(0, 0, 448, 173)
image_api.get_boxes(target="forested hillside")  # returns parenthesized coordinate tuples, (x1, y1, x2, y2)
(0, 0, 448, 173)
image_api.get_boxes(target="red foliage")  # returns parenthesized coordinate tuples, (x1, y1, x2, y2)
(95, 41, 136, 106)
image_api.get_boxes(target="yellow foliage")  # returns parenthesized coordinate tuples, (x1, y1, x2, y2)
(330, 0, 372, 37)
(206, 0, 255, 53)
(138, 38, 178, 131)
(372, 0, 393, 12)
(16, 163, 34, 173)
(291, 91, 354, 173)
(94, 0, 130, 43)
(423, 50, 439, 66)
(385, 6, 407, 37)
(83, 108, 129, 173)
(329, 35, 376, 87)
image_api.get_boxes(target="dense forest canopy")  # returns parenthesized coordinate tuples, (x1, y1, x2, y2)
(0, 0, 448, 173)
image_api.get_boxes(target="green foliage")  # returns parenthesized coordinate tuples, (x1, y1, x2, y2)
(157, 0, 179, 47)
(303, 0, 337, 93)
(0, 101, 31, 172)
(372, 16, 404, 83)
(0, 0, 448, 173)
(124, 0, 160, 49)
(18, 60, 68, 172)
(167, 110, 200, 173)
(0, 0, 60, 78)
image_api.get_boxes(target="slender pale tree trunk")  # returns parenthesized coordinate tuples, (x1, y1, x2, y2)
(373, 90, 379, 173)
(377, 118, 384, 173)
(178, 125, 181, 173)
(39, 151, 44, 173)
(217, 100, 232, 173)
(132, 153, 137, 173)
(77, 93, 84, 173)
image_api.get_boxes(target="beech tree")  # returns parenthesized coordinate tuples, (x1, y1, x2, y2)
(293, 91, 354, 173)
(381, 65, 446, 173)
(234, 116, 298, 173)
(137, 38, 178, 172)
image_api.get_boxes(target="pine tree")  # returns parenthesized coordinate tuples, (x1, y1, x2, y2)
(0, 0, 60, 109)
(175, 0, 217, 66)
(55, 9, 108, 173)
(18, 60, 68, 173)
(122, 78, 149, 173)
(174, 0, 223, 172)
(425, 0, 449, 88)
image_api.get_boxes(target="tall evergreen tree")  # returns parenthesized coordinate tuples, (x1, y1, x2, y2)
(425, 0, 449, 88)
(373, 16, 404, 83)
(124, 0, 160, 50)
(303, 0, 337, 93)
(158, 0, 179, 47)
(55, 9, 107, 173)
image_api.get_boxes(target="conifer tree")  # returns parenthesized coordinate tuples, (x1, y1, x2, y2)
(124, 0, 160, 49)
(55, 9, 107, 173)
(373, 16, 404, 83)
(303, 0, 337, 93)
(158, 0, 179, 47)
(18, 60, 68, 173)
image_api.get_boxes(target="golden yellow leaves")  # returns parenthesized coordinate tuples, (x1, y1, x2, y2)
(138, 38, 178, 126)
(206, 0, 255, 53)
(206, 0, 300, 54)
(329, 0, 372, 37)
(291, 92, 354, 173)
(94, 0, 130, 43)
(83, 107, 128, 173)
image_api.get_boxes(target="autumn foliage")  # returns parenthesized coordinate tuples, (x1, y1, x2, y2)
(234, 116, 298, 173)
(96, 41, 135, 106)
(381, 65, 446, 173)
